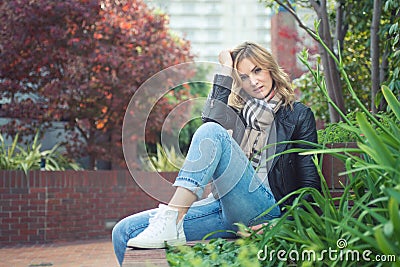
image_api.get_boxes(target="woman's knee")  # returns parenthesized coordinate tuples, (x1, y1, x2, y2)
(195, 122, 227, 139)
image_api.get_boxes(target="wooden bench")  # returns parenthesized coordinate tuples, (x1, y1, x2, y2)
(123, 248, 169, 266)
(123, 241, 208, 266)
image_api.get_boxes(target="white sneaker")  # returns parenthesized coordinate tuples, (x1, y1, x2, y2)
(127, 204, 186, 249)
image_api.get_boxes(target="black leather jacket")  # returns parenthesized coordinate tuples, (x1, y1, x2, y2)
(202, 74, 320, 208)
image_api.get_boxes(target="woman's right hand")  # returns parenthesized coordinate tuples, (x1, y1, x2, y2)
(218, 50, 233, 68)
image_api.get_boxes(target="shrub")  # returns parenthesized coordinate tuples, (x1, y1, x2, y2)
(141, 143, 184, 172)
(317, 111, 394, 144)
(0, 132, 81, 174)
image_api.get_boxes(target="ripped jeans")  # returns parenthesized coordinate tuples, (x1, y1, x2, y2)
(112, 122, 281, 265)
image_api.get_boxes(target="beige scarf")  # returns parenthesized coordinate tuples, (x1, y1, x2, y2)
(239, 92, 282, 169)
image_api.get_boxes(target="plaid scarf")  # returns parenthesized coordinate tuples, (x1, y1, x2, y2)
(239, 92, 282, 169)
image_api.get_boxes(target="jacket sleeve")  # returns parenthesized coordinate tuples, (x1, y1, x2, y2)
(293, 107, 321, 193)
(201, 74, 245, 143)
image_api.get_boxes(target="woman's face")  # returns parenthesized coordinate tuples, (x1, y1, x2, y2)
(236, 58, 273, 99)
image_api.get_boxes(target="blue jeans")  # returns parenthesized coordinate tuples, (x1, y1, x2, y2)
(112, 122, 281, 265)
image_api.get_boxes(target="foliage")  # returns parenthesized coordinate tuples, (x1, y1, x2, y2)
(141, 143, 184, 172)
(382, 0, 400, 94)
(317, 110, 395, 144)
(317, 123, 358, 144)
(293, 56, 370, 123)
(177, 81, 211, 154)
(334, 0, 399, 111)
(166, 27, 400, 266)
(0, 0, 193, 169)
(145, 64, 212, 157)
(263, 0, 400, 122)
(293, 70, 330, 121)
(0, 132, 81, 174)
(262, 0, 346, 122)
(167, 238, 261, 267)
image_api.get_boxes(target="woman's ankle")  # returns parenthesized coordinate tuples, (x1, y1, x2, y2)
(167, 204, 188, 223)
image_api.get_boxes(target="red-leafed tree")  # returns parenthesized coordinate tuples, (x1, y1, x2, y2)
(0, 0, 194, 169)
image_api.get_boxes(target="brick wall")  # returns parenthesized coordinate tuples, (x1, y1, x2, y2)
(0, 170, 178, 245)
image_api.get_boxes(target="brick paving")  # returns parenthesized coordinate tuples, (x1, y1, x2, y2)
(0, 238, 119, 267)
(0, 239, 221, 267)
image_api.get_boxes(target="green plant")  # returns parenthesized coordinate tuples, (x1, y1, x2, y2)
(141, 143, 185, 172)
(167, 238, 261, 267)
(294, 70, 330, 122)
(317, 111, 395, 144)
(0, 131, 81, 174)
(317, 112, 358, 144)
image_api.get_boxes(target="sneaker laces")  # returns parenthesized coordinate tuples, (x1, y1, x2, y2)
(144, 208, 174, 238)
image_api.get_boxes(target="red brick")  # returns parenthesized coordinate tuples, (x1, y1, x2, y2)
(10, 188, 29, 194)
(47, 188, 61, 193)
(3, 205, 20, 212)
(46, 199, 61, 205)
(0, 188, 8, 194)
(1, 193, 20, 200)
(28, 211, 46, 217)
(21, 217, 38, 223)
(10, 223, 29, 230)
(55, 192, 70, 198)
(20, 205, 38, 211)
(12, 199, 28, 206)
(20, 229, 37, 235)
(28, 234, 44, 242)
(0, 211, 11, 218)
(30, 187, 46, 193)
(0, 235, 10, 242)
(28, 223, 45, 230)
(10, 235, 29, 242)
(69, 193, 82, 199)
(46, 222, 60, 228)
(29, 199, 46, 205)
(2, 217, 19, 224)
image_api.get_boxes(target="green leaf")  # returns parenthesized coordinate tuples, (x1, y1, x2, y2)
(374, 227, 396, 255)
(386, 188, 400, 203)
(356, 112, 396, 167)
(382, 85, 400, 121)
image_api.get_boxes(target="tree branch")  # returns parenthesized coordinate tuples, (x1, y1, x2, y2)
(74, 118, 89, 142)
(274, 0, 318, 41)
(370, 0, 382, 113)
(308, 0, 321, 14)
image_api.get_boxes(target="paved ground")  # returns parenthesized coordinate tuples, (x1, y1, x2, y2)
(0, 238, 119, 267)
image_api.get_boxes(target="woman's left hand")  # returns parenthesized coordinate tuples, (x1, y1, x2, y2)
(237, 223, 273, 237)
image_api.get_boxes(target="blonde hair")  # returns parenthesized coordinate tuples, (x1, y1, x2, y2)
(228, 41, 295, 109)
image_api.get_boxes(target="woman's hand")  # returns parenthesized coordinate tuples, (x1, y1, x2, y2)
(218, 50, 233, 68)
(237, 223, 274, 237)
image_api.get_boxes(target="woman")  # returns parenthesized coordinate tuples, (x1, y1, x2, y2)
(112, 41, 320, 265)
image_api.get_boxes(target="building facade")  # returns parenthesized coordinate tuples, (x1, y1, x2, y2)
(145, 0, 272, 62)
